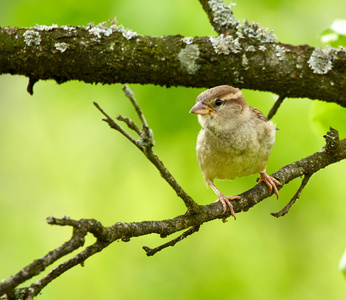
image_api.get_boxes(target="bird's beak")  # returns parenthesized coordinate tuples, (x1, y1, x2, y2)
(189, 102, 213, 115)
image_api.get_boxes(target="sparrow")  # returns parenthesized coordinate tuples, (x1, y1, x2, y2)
(190, 85, 281, 220)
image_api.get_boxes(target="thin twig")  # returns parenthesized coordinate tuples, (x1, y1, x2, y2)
(94, 87, 200, 213)
(267, 95, 286, 120)
(0, 222, 88, 299)
(1, 129, 346, 298)
(93, 101, 141, 150)
(122, 85, 149, 129)
(271, 174, 312, 217)
(13, 239, 111, 299)
(121, 85, 154, 148)
(143, 225, 201, 256)
(116, 114, 141, 135)
(2, 95, 345, 300)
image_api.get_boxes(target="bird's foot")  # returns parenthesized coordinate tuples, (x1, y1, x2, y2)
(215, 195, 242, 220)
(258, 172, 282, 198)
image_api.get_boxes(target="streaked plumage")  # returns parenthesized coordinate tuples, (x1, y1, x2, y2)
(190, 85, 281, 219)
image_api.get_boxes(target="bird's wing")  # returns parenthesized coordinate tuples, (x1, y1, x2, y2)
(249, 106, 268, 122)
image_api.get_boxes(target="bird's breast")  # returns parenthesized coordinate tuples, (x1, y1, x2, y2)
(196, 127, 274, 182)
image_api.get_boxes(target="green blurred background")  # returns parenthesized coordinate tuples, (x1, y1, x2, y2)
(1, 0, 346, 299)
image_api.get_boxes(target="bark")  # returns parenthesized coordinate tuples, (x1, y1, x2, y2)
(1, 25, 346, 105)
(0, 85, 345, 299)
(1, 1, 346, 298)
(1, 129, 345, 298)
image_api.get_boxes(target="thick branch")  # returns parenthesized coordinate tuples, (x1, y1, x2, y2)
(198, 0, 239, 34)
(1, 3, 346, 298)
(1, 25, 346, 106)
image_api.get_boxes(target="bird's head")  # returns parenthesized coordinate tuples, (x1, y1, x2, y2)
(189, 85, 248, 130)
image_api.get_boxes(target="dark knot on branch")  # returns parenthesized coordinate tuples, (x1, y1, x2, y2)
(323, 127, 340, 152)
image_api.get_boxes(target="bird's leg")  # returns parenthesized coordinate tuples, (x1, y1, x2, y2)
(258, 172, 282, 199)
(209, 182, 241, 220)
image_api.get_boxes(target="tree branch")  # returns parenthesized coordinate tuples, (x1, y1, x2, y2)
(198, 0, 239, 34)
(271, 173, 312, 217)
(267, 95, 286, 120)
(0, 86, 345, 299)
(1, 2, 346, 298)
(1, 20, 346, 105)
(94, 86, 201, 213)
(143, 225, 201, 256)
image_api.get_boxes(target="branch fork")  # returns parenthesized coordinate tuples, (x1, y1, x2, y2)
(0, 1, 346, 298)
(94, 86, 201, 214)
(1, 87, 345, 299)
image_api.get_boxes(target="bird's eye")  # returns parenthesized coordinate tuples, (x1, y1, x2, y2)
(215, 99, 223, 106)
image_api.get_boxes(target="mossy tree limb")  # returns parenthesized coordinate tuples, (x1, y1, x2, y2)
(1, 25, 346, 106)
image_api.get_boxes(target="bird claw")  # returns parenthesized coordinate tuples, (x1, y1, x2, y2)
(215, 195, 242, 220)
(258, 172, 282, 198)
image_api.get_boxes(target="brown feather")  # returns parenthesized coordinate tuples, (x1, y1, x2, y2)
(249, 106, 268, 122)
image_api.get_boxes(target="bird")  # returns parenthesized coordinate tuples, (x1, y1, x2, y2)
(189, 85, 281, 220)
